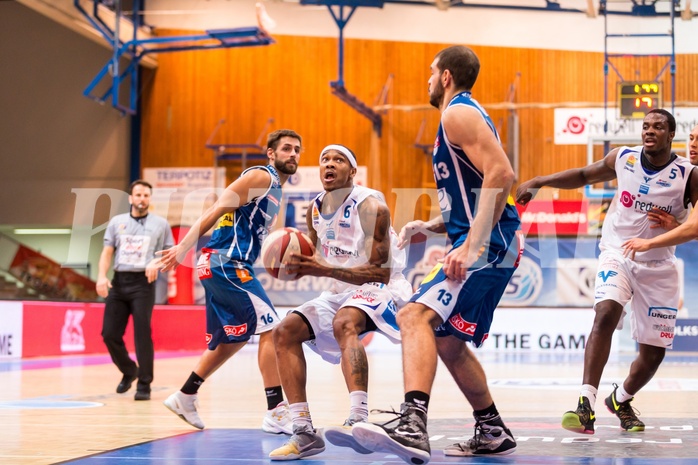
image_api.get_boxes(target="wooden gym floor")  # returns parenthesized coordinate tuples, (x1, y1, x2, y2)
(1, 339, 697, 464)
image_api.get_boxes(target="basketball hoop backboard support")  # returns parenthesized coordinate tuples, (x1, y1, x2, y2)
(206, 118, 275, 188)
(600, 0, 679, 130)
(74, 0, 275, 115)
(302, 1, 386, 135)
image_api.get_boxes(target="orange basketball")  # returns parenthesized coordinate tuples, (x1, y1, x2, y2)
(260, 227, 315, 281)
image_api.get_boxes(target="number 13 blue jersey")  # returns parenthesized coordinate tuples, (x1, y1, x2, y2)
(433, 91, 520, 251)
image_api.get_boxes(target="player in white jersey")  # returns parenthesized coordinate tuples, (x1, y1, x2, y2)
(517, 110, 698, 435)
(623, 123, 698, 253)
(268, 144, 412, 461)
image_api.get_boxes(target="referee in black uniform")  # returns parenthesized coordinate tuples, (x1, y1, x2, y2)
(96, 180, 174, 400)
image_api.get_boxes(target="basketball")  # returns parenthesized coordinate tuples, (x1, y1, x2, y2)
(260, 227, 315, 281)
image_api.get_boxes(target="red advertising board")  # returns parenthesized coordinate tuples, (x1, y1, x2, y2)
(21, 302, 105, 357)
(516, 200, 589, 236)
(20, 301, 206, 358)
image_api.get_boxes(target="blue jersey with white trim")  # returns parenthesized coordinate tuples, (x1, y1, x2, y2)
(433, 92, 520, 250)
(205, 165, 282, 263)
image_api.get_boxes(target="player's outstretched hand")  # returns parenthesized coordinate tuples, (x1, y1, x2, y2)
(397, 220, 429, 249)
(622, 238, 651, 260)
(157, 245, 186, 272)
(515, 179, 539, 206)
(647, 207, 680, 230)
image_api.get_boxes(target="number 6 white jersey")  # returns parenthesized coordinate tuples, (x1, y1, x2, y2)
(310, 185, 409, 296)
(600, 146, 695, 261)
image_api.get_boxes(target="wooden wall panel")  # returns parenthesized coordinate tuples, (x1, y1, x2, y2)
(140, 32, 698, 224)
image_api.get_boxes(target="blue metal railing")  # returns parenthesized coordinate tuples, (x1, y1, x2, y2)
(75, 0, 275, 115)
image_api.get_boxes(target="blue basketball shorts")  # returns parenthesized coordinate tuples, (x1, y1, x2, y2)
(410, 230, 523, 346)
(197, 250, 279, 350)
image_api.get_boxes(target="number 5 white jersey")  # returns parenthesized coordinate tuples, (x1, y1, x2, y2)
(600, 146, 695, 261)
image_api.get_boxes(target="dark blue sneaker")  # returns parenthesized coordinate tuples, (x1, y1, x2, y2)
(444, 418, 516, 456)
(351, 402, 430, 465)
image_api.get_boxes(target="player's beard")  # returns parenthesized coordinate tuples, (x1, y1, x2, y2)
(429, 79, 445, 109)
(275, 158, 298, 175)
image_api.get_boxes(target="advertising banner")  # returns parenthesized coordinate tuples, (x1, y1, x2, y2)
(0, 301, 23, 358)
(553, 107, 698, 145)
(673, 319, 698, 351)
(486, 308, 618, 353)
(143, 167, 226, 227)
(516, 200, 588, 236)
(498, 237, 696, 312)
(21, 302, 105, 357)
(10, 302, 698, 358)
(18, 302, 207, 358)
(257, 234, 698, 319)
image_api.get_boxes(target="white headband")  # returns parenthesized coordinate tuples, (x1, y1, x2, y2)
(320, 144, 358, 168)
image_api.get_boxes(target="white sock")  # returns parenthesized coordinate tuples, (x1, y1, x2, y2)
(615, 384, 634, 403)
(349, 390, 369, 421)
(288, 402, 313, 430)
(580, 384, 598, 408)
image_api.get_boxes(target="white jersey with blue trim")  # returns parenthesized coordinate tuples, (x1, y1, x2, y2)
(433, 92, 520, 250)
(205, 165, 282, 264)
(310, 185, 408, 294)
(600, 146, 694, 261)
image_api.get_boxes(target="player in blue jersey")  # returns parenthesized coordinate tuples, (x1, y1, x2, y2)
(351, 46, 522, 464)
(158, 129, 302, 434)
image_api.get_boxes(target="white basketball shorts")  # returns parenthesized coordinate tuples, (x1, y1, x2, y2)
(594, 249, 679, 349)
(294, 281, 410, 364)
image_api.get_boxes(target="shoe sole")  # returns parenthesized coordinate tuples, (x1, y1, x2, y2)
(324, 427, 372, 454)
(352, 423, 430, 465)
(604, 401, 645, 432)
(163, 398, 205, 430)
(622, 426, 646, 432)
(444, 442, 517, 457)
(561, 412, 594, 435)
(262, 422, 293, 435)
(269, 445, 325, 461)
